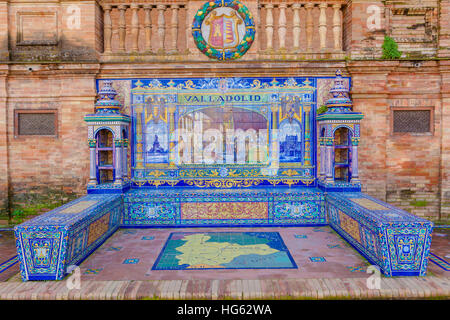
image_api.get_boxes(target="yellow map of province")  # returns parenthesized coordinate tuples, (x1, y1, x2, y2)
(176, 233, 279, 268)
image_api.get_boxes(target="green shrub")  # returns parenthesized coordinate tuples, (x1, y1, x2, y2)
(410, 200, 428, 207)
(12, 208, 25, 223)
(317, 105, 328, 114)
(382, 36, 402, 59)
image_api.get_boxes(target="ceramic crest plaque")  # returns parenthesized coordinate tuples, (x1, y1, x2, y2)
(192, 0, 256, 61)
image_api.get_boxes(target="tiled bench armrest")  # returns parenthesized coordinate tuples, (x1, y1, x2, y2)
(14, 194, 123, 281)
(326, 192, 433, 276)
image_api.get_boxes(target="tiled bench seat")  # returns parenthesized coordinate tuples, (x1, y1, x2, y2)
(326, 192, 433, 276)
(15, 195, 123, 281)
(123, 187, 326, 227)
(14, 188, 435, 281)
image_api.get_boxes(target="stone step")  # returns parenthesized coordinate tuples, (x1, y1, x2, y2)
(0, 277, 448, 300)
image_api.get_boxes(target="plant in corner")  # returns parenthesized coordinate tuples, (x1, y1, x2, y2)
(317, 105, 328, 115)
(382, 35, 402, 59)
(12, 208, 25, 224)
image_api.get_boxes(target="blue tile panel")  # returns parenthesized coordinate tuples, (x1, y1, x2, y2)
(122, 187, 326, 226)
(14, 194, 123, 281)
(326, 192, 433, 277)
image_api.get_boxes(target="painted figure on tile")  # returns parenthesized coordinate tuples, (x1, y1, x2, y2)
(145, 121, 168, 163)
(279, 120, 302, 162)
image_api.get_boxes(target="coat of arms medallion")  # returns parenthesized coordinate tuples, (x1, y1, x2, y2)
(192, 0, 256, 61)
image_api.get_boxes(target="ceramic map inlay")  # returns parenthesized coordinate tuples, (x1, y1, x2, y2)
(152, 232, 297, 270)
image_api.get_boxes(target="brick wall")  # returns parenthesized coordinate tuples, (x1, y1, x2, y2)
(3, 66, 98, 213)
(0, 0, 448, 221)
(0, 66, 7, 214)
(384, 65, 442, 220)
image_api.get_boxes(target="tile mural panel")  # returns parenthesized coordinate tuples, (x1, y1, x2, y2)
(97, 76, 348, 189)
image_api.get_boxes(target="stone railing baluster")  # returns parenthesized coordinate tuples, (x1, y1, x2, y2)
(131, 4, 140, 52)
(157, 4, 166, 53)
(319, 3, 328, 50)
(118, 5, 127, 52)
(265, 4, 274, 50)
(292, 3, 301, 51)
(103, 5, 112, 53)
(278, 3, 287, 50)
(99, 2, 344, 59)
(333, 4, 342, 51)
(170, 4, 179, 53)
(305, 3, 314, 52)
(144, 5, 152, 52)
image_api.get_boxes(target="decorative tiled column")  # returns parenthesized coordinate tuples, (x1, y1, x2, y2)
(85, 80, 130, 193)
(135, 107, 145, 169)
(351, 137, 360, 184)
(317, 70, 364, 191)
(122, 139, 128, 180)
(270, 103, 279, 167)
(303, 104, 312, 166)
(114, 139, 123, 184)
(168, 104, 177, 167)
(319, 137, 325, 178)
(88, 139, 97, 185)
(325, 138, 334, 183)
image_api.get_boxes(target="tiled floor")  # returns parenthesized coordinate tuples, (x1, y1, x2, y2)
(427, 228, 450, 276)
(78, 226, 372, 281)
(1, 226, 448, 283)
(0, 231, 19, 281)
(152, 231, 297, 270)
(1, 227, 449, 299)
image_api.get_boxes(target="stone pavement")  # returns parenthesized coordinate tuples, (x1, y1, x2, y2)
(1, 227, 449, 299)
(78, 227, 374, 281)
(0, 277, 449, 299)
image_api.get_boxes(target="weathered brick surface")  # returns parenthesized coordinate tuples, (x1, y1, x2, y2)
(439, 0, 450, 58)
(4, 67, 98, 211)
(0, 67, 8, 215)
(0, 0, 448, 221)
(439, 60, 450, 221)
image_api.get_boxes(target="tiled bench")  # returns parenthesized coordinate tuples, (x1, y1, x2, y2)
(326, 192, 433, 276)
(14, 188, 434, 281)
(123, 187, 326, 227)
(14, 195, 123, 281)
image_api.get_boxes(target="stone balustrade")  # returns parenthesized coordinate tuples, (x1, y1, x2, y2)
(102, 2, 187, 57)
(258, 1, 345, 56)
(100, 1, 346, 61)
